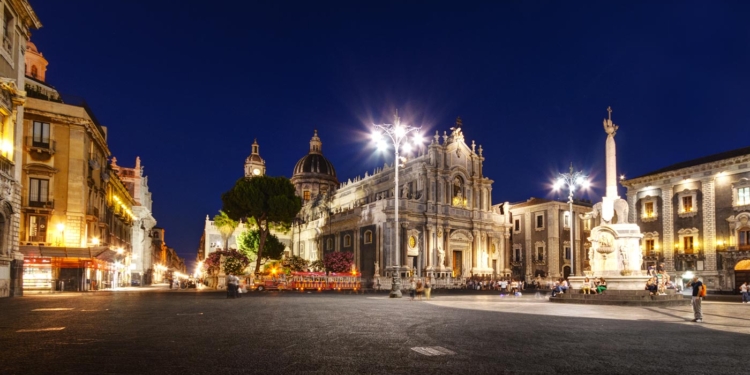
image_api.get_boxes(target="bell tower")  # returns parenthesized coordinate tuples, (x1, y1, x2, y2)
(244, 139, 266, 177)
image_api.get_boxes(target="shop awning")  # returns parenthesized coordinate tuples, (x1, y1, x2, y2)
(19, 246, 112, 259)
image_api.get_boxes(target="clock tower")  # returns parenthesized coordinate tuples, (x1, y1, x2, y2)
(244, 139, 266, 178)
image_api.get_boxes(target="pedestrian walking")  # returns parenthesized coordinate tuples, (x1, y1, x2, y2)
(686, 275, 704, 322)
(740, 282, 749, 303)
(425, 277, 432, 300)
(227, 273, 239, 299)
(409, 278, 416, 301)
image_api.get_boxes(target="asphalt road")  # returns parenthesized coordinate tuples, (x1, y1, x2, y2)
(0, 287, 746, 375)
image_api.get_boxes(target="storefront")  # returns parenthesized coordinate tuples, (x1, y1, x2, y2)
(23, 257, 53, 293)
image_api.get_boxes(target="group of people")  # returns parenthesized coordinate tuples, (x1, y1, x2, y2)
(465, 277, 525, 293)
(408, 278, 430, 301)
(551, 277, 607, 297)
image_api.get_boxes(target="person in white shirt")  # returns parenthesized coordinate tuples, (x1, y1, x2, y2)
(741, 282, 749, 303)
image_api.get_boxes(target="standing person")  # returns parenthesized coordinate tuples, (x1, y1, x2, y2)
(686, 275, 704, 322)
(409, 278, 416, 301)
(425, 277, 432, 300)
(740, 282, 749, 303)
(416, 279, 423, 301)
(168, 277, 173, 289)
(226, 273, 237, 299)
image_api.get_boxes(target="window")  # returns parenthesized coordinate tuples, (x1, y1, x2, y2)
(32, 121, 50, 147)
(28, 178, 49, 207)
(739, 229, 750, 250)
(326, 238, 333, 250)
(739, 187, 750, 206)
(640, 196, 659, 221)
(514, 248, 521, 262)
(683, 236, 694, 254)
(564, 247, 571, 260)
(644, 202, 654, 217)
(513, 219, 520, 232)
(563, 212, 570, 228)
(344, 235, 351, 247)
(364, 230, 373, 244)
(28, 214, 47, 242)
(303, 190, 310, 201)
(645, 239, 655, 253)
(535, 213, 544, 230)
(583, 218, 591, 231)
(536, 246, 544, 261)
(2, 7, 12, 53)
(682, 196, 693, 213)
(31, 65, 37, 78)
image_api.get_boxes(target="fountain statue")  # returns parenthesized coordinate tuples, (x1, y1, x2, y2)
(571, 107, 648, 290)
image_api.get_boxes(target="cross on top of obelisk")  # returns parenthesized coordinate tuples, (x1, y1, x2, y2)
(607, 106, 612, 120)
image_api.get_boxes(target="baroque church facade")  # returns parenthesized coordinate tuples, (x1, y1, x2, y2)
(202, 119, 513, 283)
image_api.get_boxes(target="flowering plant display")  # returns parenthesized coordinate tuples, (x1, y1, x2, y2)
(323, 252, 353, 273)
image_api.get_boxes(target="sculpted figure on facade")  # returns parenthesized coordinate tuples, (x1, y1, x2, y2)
(437, 245, 445, 269)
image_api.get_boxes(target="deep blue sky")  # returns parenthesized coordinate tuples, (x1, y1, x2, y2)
(28, 1, 750, 269)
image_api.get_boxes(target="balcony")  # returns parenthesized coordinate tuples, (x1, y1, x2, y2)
(27, 200, 54, 210)
(25, 136, 56, 156)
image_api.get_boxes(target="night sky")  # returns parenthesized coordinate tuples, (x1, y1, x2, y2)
(28, 1, 750, 269)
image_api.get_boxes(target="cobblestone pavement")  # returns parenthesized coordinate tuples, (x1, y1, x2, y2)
(0, 288, 746, 375)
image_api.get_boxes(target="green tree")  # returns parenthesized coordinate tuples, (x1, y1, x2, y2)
(213, 210, 238, 251)
(222, 176, 301, 274)
(237, 229, 285, 268)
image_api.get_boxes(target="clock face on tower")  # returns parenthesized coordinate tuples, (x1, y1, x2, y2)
(253, 168, 261, 176)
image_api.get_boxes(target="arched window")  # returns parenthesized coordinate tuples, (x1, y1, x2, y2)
(364, 230, 373, 244)
(31, 65, 37, 78)
(326, 238, 333, 250)
(344, 234, 351, 247)
(452, 176, 466, 207)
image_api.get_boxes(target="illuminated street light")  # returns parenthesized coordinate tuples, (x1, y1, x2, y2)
(372, 112, 422, 298)
(552, 163, 589, 277)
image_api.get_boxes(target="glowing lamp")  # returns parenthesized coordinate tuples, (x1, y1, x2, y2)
(57, 223, 65, 232)
(92, 238, 100, 245)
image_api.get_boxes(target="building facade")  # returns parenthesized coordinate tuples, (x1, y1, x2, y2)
(0, 0, 40, 297)
(18, 40, 135, 292)
(507, 197, 592, 281)
(621, 146, 750, 291)
(202, 119, 512, 284)
(112, 156, 157, 285)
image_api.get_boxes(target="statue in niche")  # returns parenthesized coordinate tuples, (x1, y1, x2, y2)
(402, 184, 410, 199)
(437, 245, 446, 269)
(374, 261, 379, 276)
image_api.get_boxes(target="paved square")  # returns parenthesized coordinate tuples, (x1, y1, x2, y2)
(0, 289, 746, 374)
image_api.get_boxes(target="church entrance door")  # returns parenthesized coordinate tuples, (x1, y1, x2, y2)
(452, 251, 462, 278)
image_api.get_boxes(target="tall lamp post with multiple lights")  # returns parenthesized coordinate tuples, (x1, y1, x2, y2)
(372, 113, 422, 298)
(553, 163, 589, 278)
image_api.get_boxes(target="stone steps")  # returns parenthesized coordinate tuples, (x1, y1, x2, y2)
(550, 289, 691, 306)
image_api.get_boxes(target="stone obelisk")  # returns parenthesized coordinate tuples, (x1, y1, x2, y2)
(601, 106, 619, 224)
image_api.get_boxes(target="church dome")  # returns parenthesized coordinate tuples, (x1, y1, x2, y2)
(27, 41, 38, 53)
(293, 153, 336, 177)
(291, 130, 339, 197)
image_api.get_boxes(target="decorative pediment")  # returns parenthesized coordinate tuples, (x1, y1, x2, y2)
(24, 163, 58, 177)
(450, 229, 473, 242)
(677, 227, 699, 236)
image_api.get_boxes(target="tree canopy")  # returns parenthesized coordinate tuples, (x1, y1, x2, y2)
(237, 229, 285, 266)
(213, 210, 238, 251)
(222, 175, 301, 273)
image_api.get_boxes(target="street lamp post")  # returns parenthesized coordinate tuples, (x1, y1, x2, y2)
(553, 163, 589, 278)
(373, 113, 422, 298)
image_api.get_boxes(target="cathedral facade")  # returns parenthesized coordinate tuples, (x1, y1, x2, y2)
(282, 119, 511, 282)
